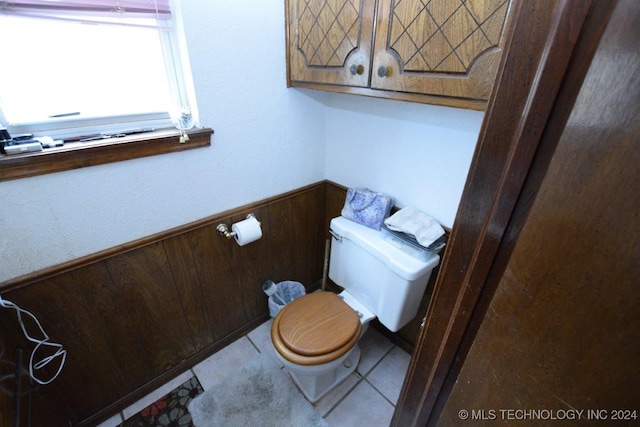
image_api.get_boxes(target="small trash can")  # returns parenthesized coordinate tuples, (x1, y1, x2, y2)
(262, 280, 306, 318)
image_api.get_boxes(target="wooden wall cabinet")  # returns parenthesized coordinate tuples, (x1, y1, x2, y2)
(286, 0, 514, 110)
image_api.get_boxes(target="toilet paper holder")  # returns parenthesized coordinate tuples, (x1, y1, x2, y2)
(216, 214, 259, 240)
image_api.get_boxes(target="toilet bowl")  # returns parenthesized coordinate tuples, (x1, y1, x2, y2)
(271, 216, 441, 403)
(271, 291, 374, 403)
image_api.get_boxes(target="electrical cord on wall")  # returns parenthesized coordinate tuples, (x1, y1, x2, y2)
(0, 294, 67, 385)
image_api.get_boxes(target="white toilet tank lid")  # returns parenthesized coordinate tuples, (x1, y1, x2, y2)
(330, 216, 439, 280)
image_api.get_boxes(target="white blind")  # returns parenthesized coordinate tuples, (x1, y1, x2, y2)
(0, 0, 172, 27)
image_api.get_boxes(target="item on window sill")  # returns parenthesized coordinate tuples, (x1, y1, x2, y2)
(0, 124, 12, 155)
(11, 133, 33, 142)
(62, 128, 155, 143)
(3, 137, 37, 147)
(4, 142, 43, 155)
(1, 128, 45, 155)
(1, 135, 65, 155)
(37, 136, 64, 148)
(171, 106, 194, 143)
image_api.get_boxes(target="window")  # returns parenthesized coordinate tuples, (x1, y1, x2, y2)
(0, 0, 198, 140)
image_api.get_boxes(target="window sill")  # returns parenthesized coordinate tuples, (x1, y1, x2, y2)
(0, 127, 213, 182)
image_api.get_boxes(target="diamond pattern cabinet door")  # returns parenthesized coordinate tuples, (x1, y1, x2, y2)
(287, 0, 376, 87)
(371, 0, 514, 101)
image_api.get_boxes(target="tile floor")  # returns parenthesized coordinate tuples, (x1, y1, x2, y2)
(98, 319, 411, 427)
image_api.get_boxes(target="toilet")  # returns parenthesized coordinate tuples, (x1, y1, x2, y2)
(271, 216, 441, 403)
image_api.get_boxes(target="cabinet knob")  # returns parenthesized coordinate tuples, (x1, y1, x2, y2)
(349, 64, 364, 75)
(377, 66, 389, 77)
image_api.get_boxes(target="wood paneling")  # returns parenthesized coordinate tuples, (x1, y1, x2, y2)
(0, 182, 326, 425)
(439, 0, 639, 422)
(269, 186, 326, 286)
(68, 262, 152, 389)
(392, 0, 612, 425)
(106, 242, 196, 373)
(325, 181, 346, 233)
(393, 0, 636, 425)
(0, 321, 22, 426)
(163, 232, 215, 353)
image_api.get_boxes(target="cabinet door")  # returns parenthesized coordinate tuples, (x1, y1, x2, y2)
(287, 0, 376, 87)
(371, 0, 512, 101)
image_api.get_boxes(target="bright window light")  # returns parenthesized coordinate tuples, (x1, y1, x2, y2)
(0, 16, 172, 123)
(0, 2, 195, 138)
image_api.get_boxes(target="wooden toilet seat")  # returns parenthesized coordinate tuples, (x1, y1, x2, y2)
(271, 292, 361, 366)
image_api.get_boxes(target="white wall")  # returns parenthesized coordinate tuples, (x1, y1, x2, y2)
(0, 1, 481, 284)
(324, 94, 482, 228)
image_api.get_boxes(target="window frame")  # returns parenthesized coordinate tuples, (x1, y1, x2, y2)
(0, 127, 213, 182)
(0, 0, 208, 180)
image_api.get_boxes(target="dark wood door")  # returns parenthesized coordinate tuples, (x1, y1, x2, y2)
(393, 0, 639, 425)
(439, 0, 640, 421)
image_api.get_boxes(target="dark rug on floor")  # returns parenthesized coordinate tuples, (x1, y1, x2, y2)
(121, 376, 204, 427)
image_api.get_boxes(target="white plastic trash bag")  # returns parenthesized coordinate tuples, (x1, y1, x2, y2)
(262, 280, 306, 318)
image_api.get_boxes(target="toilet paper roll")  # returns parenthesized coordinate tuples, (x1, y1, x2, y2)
(232, 216, 262, 246)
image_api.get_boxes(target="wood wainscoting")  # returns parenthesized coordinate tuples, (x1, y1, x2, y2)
(1, 180, 444, 425)
(1, 182, 327, 425)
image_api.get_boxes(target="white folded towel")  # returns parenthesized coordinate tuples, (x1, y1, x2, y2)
(384, 207, 445, 248)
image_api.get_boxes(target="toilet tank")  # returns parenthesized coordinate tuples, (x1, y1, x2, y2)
(328, 216, 440, 332)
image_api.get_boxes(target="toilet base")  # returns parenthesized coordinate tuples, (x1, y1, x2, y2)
(287, 345, 361, 404)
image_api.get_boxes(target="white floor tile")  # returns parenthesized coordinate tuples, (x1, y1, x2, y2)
(325, 380, 395, 427)
(366, 346, 411, 404)
(192, 336, 260, 390)
(96, 413, 123, 427)
(121, 370, 193, 420)
(108, 320, 411, 425)
(357, 327, 394, 376)
(246, 318, 284, 368)
(313, 372, 361, 417)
